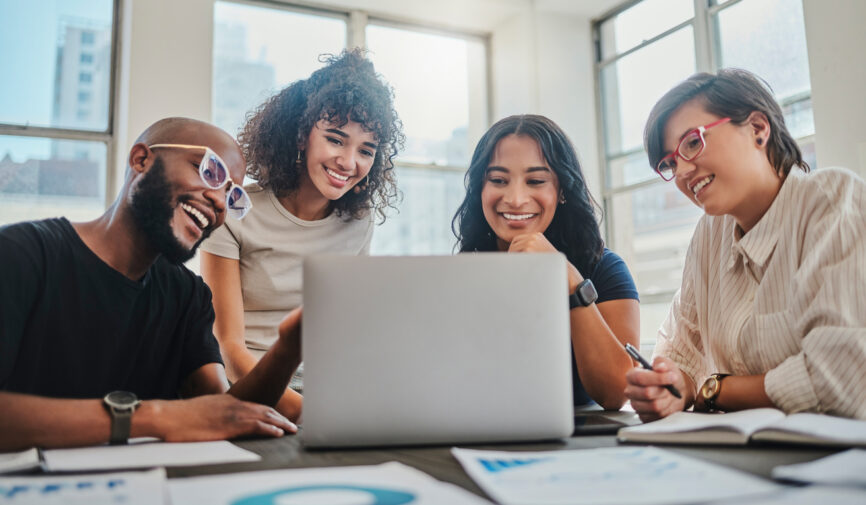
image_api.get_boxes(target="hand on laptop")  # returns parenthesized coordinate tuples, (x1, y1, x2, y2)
(141, 394, 297, 441)
(624, 357, 691, 423)
(508, 232, 583, 294)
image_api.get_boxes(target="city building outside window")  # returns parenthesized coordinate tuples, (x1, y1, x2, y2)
(0, 0, 115, 227)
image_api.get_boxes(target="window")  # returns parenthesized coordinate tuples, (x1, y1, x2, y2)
(365, 23, 488, 255)
(212, 1, 347, 138)
(80, 53, 93, 64)
(212, 2, 489, 255)
(0, 0, 115, 227)
(595, 0, 815, 352)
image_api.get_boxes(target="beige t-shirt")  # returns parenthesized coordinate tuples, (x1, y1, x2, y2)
(201, 184, 373, 357)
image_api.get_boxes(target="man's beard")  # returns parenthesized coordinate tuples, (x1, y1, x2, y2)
(129, 157, 213, 265)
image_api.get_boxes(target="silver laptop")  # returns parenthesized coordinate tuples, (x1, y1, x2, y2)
(301, 253, 574, 448)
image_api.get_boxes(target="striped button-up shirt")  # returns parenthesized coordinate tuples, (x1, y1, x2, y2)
(654, 167, 866, 419)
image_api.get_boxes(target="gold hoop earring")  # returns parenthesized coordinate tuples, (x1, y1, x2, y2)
(353, 176, 370, 194)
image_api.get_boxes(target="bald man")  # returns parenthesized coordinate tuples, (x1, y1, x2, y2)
(0, 118, 299, 450)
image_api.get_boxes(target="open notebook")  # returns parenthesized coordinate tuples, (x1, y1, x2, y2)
(617, 408, 866, 447)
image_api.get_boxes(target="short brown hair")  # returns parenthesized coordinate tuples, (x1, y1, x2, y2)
(644, 68, 809, 177)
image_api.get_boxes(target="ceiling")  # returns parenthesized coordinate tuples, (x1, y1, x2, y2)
(304, 0, 626, 33)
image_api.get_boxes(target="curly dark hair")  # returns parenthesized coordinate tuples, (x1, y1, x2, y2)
(238, 48, 404, 222)
(452, 115, 604, 276)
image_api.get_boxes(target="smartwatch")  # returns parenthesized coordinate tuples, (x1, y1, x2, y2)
(103, 391, 141, 445)
(568, 279, 598, 309)
(698, 373, 730, 412)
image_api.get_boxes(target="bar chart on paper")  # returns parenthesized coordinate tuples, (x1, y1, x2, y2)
(452, 447, 780, 505)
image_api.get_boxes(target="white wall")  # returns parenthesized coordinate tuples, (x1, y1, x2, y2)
(490, 8, 602, 203)
(114, 0, 215, 191)
(802, 0, 866, 177)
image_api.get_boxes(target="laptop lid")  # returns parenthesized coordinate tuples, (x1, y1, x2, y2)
(301, 253, 574, 448)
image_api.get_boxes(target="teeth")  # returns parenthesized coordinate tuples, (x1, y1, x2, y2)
(181, 203, 209, 229)
(503, 213, 535, 221)
(692, 175, 714, 195)
(327, 168, 349, 181)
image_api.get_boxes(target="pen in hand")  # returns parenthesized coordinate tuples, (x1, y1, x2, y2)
(624, 343, 682, 399)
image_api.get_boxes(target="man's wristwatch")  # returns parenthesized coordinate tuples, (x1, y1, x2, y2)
(568, 279, 598, 309)
(698, 373, 730, 412)
(103, 391, 141, 445)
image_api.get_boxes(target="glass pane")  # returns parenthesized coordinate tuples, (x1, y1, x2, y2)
(366, 24, 488, 167)
(609, 182, 702, 298)
(213, 2, 347, 137)
(607, 150, 656, 189)
(0, 136, 106, 226)
(0, 0, 113, 131)
(370, 166, 465, 255)
(639, 300, 676, 356)
(599, 0, 694, 60)
(714, 0, 813, 135)
(601, 26, 696, 157)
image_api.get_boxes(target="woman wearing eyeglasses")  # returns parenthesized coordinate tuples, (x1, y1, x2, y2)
(624, 68, 866, 421)
(200, 49, 403, 422)
(453, 115, 640, 410)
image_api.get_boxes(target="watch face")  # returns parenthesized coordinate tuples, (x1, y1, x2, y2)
(577, 279, 598, 304)
(701, 377, 719, 399)
(105, 390, 139, 408)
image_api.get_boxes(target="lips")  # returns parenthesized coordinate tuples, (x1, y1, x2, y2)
(324, 166, 352, 188)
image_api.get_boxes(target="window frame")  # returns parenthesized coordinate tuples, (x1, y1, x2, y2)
(592, 0, 816, 341)
(216, 0, 493, 254)
(0, 0, 121, 210)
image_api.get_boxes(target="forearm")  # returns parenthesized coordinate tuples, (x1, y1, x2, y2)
(569, 304, 636, 410)
(229, 334, 301, 407)
(712, 374, 774, 412)
(221, 341, 261, 383)
(0, 392, 171, 451)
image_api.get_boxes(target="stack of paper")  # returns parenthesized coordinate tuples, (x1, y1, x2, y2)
(452, 446, 779, 505)
(41, 440, 260, 471)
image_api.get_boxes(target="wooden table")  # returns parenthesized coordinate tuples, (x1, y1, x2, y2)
(167, 419, 841, 501)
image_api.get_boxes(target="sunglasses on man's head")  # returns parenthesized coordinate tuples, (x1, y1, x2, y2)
(148, 144, 252, 220)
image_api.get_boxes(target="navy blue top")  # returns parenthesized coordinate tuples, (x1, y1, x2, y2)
(571, 248, 639, 406)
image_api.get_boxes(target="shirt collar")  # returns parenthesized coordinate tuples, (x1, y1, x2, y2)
(726, 169, 802, 272)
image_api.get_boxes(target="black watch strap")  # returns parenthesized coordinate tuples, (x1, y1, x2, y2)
(103, 391, 140, 445)
(569, 279, 598, 309)
(109, 408, 134, 445)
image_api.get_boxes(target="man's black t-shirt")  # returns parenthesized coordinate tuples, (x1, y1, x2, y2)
(0, 218, 223, 399)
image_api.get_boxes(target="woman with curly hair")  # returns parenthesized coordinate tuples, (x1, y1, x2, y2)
(200, 49, 403, 421)
(453, 115, 639, 410)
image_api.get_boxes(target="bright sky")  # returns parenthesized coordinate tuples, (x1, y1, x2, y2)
(0, 0, 112, 160)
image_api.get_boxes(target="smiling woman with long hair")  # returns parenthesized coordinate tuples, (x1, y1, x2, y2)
(200, 49, 403, 422)
(453, 114, 640, 410)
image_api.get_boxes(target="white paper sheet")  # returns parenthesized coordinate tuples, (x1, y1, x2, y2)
(771, 449, 866, 486)
(0, 449, 41, 474)
(452, 446, 779, 505)
(168, 461, 490, 505)
(712, 485, 866, 505)
(41, 440, 259, 472)
(0, 468, 165, 505)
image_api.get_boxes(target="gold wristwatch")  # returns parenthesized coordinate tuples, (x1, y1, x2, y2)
(698, 373, 730, 412)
